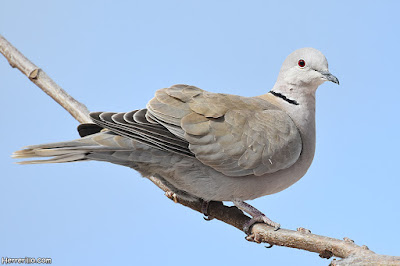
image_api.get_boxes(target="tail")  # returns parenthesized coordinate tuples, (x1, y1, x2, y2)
(12, 132, 129, 165)
(12, 140, 95, 164)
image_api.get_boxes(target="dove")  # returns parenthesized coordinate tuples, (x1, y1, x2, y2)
(12, 47, 339, 232)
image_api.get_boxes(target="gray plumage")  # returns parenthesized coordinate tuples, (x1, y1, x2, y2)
(12, 47, 339, 229)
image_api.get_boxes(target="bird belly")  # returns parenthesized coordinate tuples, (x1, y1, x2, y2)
(147, 150, 314, 202)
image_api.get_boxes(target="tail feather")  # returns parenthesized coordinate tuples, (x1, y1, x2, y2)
(12, 132, 138, 165)
(12, 142, 90, 164)
(11, 135, 99, 164)
(17, 140, 86, 150)
(15, 153, 87, 165)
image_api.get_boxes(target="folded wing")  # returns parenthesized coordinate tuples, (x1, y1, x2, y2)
(145, 84, 303, 176)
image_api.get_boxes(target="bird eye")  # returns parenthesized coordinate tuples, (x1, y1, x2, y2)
(298, 59, 306, 68)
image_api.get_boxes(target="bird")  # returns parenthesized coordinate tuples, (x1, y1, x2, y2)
(12, 47, 339, 232)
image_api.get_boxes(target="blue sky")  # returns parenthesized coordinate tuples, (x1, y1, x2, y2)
(1, 1, 399, 265)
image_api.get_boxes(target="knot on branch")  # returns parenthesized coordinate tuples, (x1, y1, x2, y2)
(29, 68, 40, 79)
(319, 249, 334, 259)
(297, 227, 311, 234)
(343, 237, 354, 243)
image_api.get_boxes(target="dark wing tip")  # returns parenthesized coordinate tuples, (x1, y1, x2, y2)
(77, 123, 104, 137)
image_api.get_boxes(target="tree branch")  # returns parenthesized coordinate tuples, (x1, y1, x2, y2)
(2, 33, 399, 266)
(0, 34, 91, 124)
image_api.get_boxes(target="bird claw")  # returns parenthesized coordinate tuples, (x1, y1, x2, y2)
(232, 199, 280, 234)
(201, 200, 214, 221)
(243, 215, 280, 234)
(203, 215, 214, 221)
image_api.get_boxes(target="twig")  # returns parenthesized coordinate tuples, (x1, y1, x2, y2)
(0, 34, 91, 124)
(2, 33, 399, 266)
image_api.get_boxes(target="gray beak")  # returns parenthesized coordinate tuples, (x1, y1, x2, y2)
(319, 71, 339, 85)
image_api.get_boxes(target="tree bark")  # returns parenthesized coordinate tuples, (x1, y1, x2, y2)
(1, 33, 399, 266)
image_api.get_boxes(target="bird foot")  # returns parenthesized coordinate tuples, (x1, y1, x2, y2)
(243, 214, 280, 234)
(232, 199, 280, 234)
(201, 200, 214, 221)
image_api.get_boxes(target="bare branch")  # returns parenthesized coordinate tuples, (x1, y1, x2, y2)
(0, 34, 91, 124)
(151, 175, 400, 265)
(2, 33, 399, 265)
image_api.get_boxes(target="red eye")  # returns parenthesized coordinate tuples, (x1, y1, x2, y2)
(298, 59, 306, 67)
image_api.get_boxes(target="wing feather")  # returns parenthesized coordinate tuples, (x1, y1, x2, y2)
(88, 84, 302, 177)
(147, 84, 302, 176)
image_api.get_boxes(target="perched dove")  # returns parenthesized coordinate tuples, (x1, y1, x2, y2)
(13, 47, 339, 232)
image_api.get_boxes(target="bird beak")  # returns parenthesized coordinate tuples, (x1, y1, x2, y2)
(319, 71, 339, 85)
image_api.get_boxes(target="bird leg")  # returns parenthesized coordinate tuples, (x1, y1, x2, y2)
(201, 200, 214, 221)
(232, 199, 280, 234)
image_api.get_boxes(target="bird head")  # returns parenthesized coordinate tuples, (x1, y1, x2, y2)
(275, 48, 339, 94)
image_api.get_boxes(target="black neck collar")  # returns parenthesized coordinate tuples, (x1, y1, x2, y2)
(269, 91, 299, 106)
